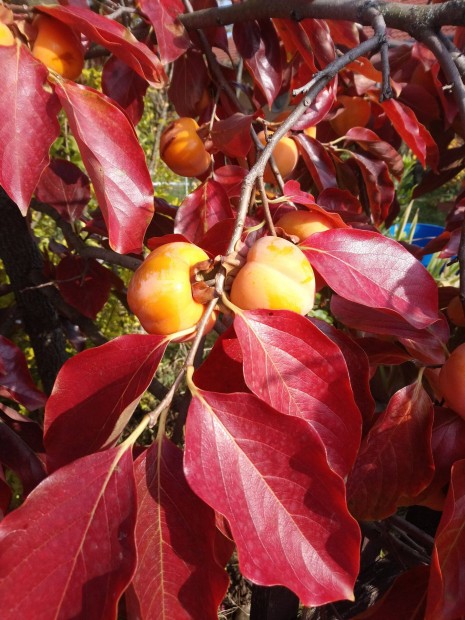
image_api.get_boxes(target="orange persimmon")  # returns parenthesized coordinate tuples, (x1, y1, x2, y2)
(160, 117, 212, 178)
(31, 15, 84, 80)
(257, 130, 299, 185)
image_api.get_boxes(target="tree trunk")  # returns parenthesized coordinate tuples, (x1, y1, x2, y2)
(0, 189, 68, 394)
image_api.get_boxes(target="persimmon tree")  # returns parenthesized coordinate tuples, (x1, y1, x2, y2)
(1, 0, 465, 618)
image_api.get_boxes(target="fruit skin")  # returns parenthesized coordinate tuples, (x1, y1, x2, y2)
(276, 210, 336, 241)
(0, 23, 15, 46)
(439, 343, 465, 420)
(257, 131, 299, 185)
(31, 15, 84, 80)
(230, 236, 315, 314)
(127, 242, 213, 337)
(160, 117, 211, 178)
(447, 295, 465, 327)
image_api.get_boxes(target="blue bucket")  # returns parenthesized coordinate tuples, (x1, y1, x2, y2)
(389, 223, 445, 266)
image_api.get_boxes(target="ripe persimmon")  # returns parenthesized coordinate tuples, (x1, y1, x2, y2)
(0, 23, 14, 46)
(439, 343, 465, 420)
(31, 15, 84, 80)
(230, 236, 315, 314)
(276, 210, 338, 242)
(160, 117, 211, 178)
(257, 130, 299, 185)
(127, 242, 215, 338)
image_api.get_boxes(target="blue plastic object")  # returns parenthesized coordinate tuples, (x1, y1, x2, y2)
(389, 222, 445, 266)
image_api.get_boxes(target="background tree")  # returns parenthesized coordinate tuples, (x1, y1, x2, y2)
(1, 0, 465, 618)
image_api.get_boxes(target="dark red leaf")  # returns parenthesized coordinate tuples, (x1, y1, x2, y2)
(301, 229, 440, 330)
(184, 386, 360, 606)
(56, 255, 123, 320)
(0, 404, 44, 455)
(347, 380, 434, 520)
(138, 0, 190, 64)
(0, 446, 136, 620)
(0, 336, 47, 411)
(380, 97, 438, 171)
(234, 310, 362, 478)
(127, 438, 229, 619)
(0, 422, 46, 496)
(300, 19, 336, 67)
(174, 180, 233, 244)
(193, 325, 248, 393)
(0, 45, 60, 214)
(344, 127, 404, 179)
(213, 165, 248, 198)
(348, 151, 395, 224)
(426, 458, 465, 620)
(353, 565, 429, 620)
(168, 49, 210, 118)
(54, 81, 154, 254)
(38, 5, 167, 87)
(233, 19, 283, 107)
(34, 158, 90, 222)
(210, 113, 254, 158)
(295, 134, 338, 190)
(101, 56, 148, 125)
(356, 337, 414, 366)
(44, 335, 168, 471)
(291, 80, 337, 131)
(0, 469, 11, 520)
(317, 187, 363, 214)
(198, 218, 237, 257)
(282, 180, 349, 229)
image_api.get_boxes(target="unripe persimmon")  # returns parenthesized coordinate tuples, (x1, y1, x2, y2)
(257, 130, 299, 184)
(31, 15, 84, 80)
(439, 343, 465, 420)
(230, 236, 315, 314)
(160, 117, 211, 178)
(127, 242, 214, 337)
(0, 23, 14, 46)
(276, 210, 337, 242)
(447, 295, 465, 327)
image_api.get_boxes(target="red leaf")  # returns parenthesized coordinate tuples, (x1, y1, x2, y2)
(344, 127, 404, 179)
(127, 438, 229, 619)
(0, 446, 136, 620)
(54, 81, 154, 254)
(0, 336, 47, 411)
(44, 334, 168, 471)
(0, 404, 44, 455)
(138, 0, 190, 64)
(0, 45, 60, 213)
(0, 422, 46, 496)
(102, 56, 148, 126)
(168, 49, 210, 118)
(353, 565, 429, 620)
(301, 228, 439, 330)
(234, 310, 362, 479)
(348, 151, 395, 224)
(37, 5, 167, 87)
(347, 380, 435, 521)
(295, 134, 338, 190)
(233, 19, 283, 107)
(213, 165, 247, 198)
(331, 296, 448, 366)
(426, 458, 465, 620)
(184, 386, 360, 606)
(198, 218, 237, 256)
(56, 255, 123, 319)
(317, 187, 363, 214)
(174, 180, 233, 244)
(380, 98, 438, 171)
(210, 113, 254, 158)
(282, 180, 349, 229)
(300, 19, 336, 67)
(292, 80, 337, 131)
(34, 158, 90, 222)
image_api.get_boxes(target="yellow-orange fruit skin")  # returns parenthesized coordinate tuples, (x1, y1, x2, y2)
(439, 343, 465, 420)
(230, 236, 315, 314)
(31, 15, 84, 80)
(160, 117, 211, 178)
(447, 296, 465, 327)
(127, 242, 213, 337)
(257, 131, 299, 185)
(276, 210, 336, 241)
(0, 23, 15, 46)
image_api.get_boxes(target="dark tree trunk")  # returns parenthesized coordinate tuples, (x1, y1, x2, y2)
(250, 584, 300, 620)
(0, 188, 68, 394)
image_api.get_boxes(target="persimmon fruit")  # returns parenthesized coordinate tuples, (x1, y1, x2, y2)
(31, 15, 84, 80)
(127, 242, 214, 338)
(439, 343, 465, 420)
(0, 23, 14, 46)
(446, 295, 465, 327)
(160, 117, 211, 178)
(276, 210, 337, 242)
(230, 236, 315, 314)
(257, 130, 299, 184)
(330, 96, 371, 137)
